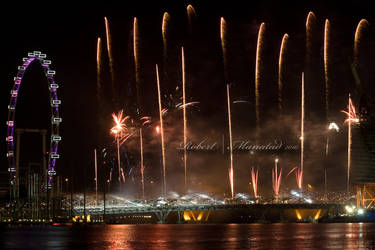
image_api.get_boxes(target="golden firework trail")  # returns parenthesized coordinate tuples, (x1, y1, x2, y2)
(133, 17, 141, 112)
(220, 17, 228, 81)
(139, 128, 144, 199)
(324, 19, 330, 120)
(342, 95, 359, 193)
(177, 102, 199, 109)
(286, 167, 297, 177)
(139, 117, 149, 127)
(354, 19, 369, 66)
(229, 167, 234, 199)
(255, 23, 266, 128)
(296, 167, 303, 190)
(251, 167, 259, 198)
(301, 72, 305, 189)
(104, 17, 116, 105)
(278, 33, 289, 113)
(156, 64, 167, 196)
(120, 168, 126, 183)
(227, 84, 234, 199)
(187, 4, 196, 34)
(182, 47, 188, 193)
(94, 149, 98, 205)
(162, 12, 170, 62)
(96, 37, 102, 104)
(286, 166, 303, 190)
(305, 11, 316, 64)
(272, 158, 282, 200)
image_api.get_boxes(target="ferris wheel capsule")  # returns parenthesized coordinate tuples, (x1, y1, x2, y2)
(50, 153, 60, 159)
(51, 99, 61, 106)
(52, 117, 62, 124)
(52, 135, 62, 142)
(46, 70, 56, 76)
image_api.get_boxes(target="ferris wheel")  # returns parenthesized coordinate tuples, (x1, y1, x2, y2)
(6, 51, 61, 198)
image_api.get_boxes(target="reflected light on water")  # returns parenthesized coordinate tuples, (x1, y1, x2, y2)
(2, 224, 375, 249)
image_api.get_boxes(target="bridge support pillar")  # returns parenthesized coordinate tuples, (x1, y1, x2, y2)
(177, 210, 182, 224)
(155, 210, 170, 224)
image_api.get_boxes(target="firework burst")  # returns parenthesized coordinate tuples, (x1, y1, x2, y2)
(342, 95, 359, 193)
(110, 110, 133, 145)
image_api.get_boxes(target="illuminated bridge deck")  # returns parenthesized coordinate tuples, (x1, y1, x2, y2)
(73, 203, 345, 223)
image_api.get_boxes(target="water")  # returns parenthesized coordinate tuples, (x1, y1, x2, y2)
(1, 223, 375, 249)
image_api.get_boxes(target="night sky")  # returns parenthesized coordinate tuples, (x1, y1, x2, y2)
(1, 1, 375, 197)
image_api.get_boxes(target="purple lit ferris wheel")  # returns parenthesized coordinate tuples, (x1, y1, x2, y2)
(6, 51, 61, 198)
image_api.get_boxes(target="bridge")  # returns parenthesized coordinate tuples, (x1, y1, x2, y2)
(72, 202, 345, 224)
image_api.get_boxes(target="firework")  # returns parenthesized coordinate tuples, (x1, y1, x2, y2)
(278, 33, 289, 113)
(272, 158, 282, 200)
(296, 167, 303, 190)
(104, 17, 116, 105)
(187, 4, 196, 34)
(110, 111, 132, 145)
(255, 23, 266, 129)
(342, 95, 359, 123)
(354, 19, 369, 66)
(324, 19, 330, 119)
(120, 168, 126, 183)
(305, 11, 316, 64)
(94, 149, 98, 205)
(177, 102, 199, 109)
(229, 167, 234, 199)
(220, 17, 228, 81)
(286, 166, 302, 190)
(342, 95, 359, 193)
(300, 72, 305, 189)
(140, 116, 151, 126)
(96, 37, 102, 105)
(227, 84, 234, 199)
(162, 12, 170, 62)
(182, 47, 188, 193)
(133, 17, 141, 112)
(139, 128, 144, 199)
(111, 110, 131, 186)
(328, 122, 339, 132)
(251, 167, 259, 198)
(156, 64, 167, 196)
(325, 122, 339, 197)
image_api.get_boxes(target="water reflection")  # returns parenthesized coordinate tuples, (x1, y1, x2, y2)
(1, 223, 375, 249)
